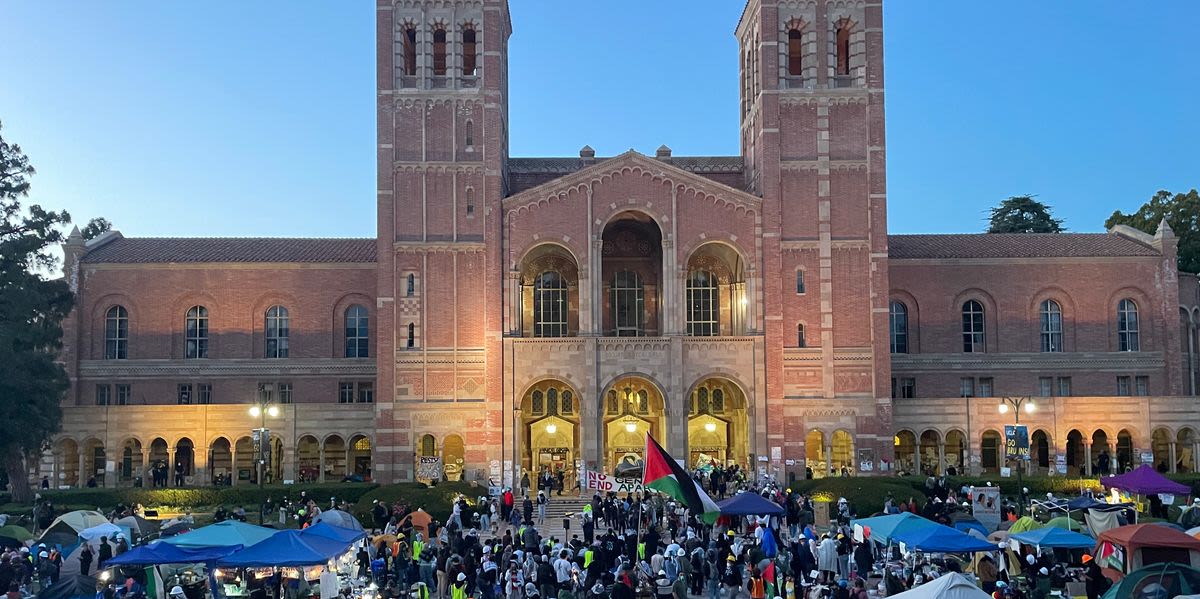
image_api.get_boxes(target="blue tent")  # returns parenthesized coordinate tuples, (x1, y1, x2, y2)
(1009, 527, 1095, 549)
(717, 492, 785, 516)
(1067, 496, 1131, 512)
(892, 523, 998, 553)
(162, 521, 276, 549)
(850, 513, 938, 544)
(104, 543, 243, 566)
(301, 522, 366, 544)
(953, 519, 988, 539)
(218, 530, 353, 567)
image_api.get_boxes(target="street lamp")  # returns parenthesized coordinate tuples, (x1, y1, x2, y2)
(250, 397, 280, 524)
(998, 396, 1035, 516)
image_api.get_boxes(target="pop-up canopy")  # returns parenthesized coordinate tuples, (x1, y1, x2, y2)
(161, 521, 275, 549)
(850, 513, 937, 545)
(717, 492, 785, 516)
(1010, 527, 1095, 549)
(886, 572, 990, 599)
(218, 530, 353, 567)
(301, 522, 366, 544)
(104, 543, 242, 566)
(893, 523, 999, 553)
(1102, 465, 1191, 496)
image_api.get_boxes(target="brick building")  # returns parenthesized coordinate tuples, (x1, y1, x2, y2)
(43, 0, 1200, 488)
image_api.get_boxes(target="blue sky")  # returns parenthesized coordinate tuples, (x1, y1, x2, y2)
(2, 1, 1197, 239)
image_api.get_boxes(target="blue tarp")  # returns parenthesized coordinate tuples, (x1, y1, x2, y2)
(1067, 496, 1132, 512)
(104, 542, 243, 566)
(892, 523, 998, 553)
(1009, 527, 1095, 549)
(850, 513, 938, 544)
(954, 519, 989, 538)
(301, 522, 366, 544)
(218, 530, 353, 567)
(162, 521, 276, 549)
(717, 492, 785, 516)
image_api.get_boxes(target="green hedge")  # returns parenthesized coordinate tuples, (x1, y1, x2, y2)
(356, 481, 484, 522)
(791, 477, 927, 516)
(39, 483, 379, 511)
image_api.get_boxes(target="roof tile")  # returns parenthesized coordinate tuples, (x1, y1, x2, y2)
(81, 237, 377, 264)
(888, 233, 1159, 259)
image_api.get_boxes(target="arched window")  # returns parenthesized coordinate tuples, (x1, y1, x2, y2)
(406, 273, 415, 297)
(797, 323, 807, 348)
(533, 271, 568, 338)
(432, 27, 447, 76)
(686, 270, 719, 336)
(406, 323, 415, 348)
(345, 305, 369, 358)
(1040, 300, 1063, 352)
(561, 390, 573, 415)
(464, 120, 474, 149)
(889, 301, 908, 354)
(402, 27, 417, 77)
(185, 305, 208, 359)
(531, 390, 544, 415)
(606, 390, 618, 415)
(611, 270, 644, 337)
(697, 388, 710, 414)
(104, 306, 128, 360)
(462, 27, 477, 76)
(787, 28, 804, 76)
(419, 434, 436, 457)
(836, 22, 852, 76)
(712, 388, 725, 412)
(637, 389, 649, 414)
(265, 305, 289, 358)
(1118, 298, 1140, 351)
(547, 388, 559, 415)
(962, 300, 985, 353)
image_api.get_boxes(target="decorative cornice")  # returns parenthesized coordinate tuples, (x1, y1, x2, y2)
(393, 241, 486, 253)
(891, 351, 1166, 372)
(78, 358, 376, 379)
(778, 91, 869, 105)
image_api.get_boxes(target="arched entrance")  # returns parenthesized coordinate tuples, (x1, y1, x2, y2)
(57, 439, 80, 488)
(1117, 429, 1134, 473)
(519, 380, 580, 490)
(349, 435, 372, 479)
(443, 435, 465, 481)
(981, 430, 1002, 473)
(175, 438, 195, 481)
(945, 430, 966, 475)
(805, 430, 827, 478)
(687, 378, 749, 470)
(1066, 430, 1085, 475)
(1031, 430, 1051, 472)
(685, 243, 750, 335)
(235, 436, 255, 484)
(918, 430, 941, 475)
(119, 439, 143, 485)
(209, 438, 232, 485)
(601, 212, 663, 336)
(323, 435, 347, 480)
(80, 439, 106, 486)
(1092, 430, 1111, 475)
(602, 376, 665, 474)
(1177, 428, 1196, 473)
(415, 434, 438, 482)
(893, 431, 917, 475)
(297, 435, 320, 483)
(831, 430, 855, 475)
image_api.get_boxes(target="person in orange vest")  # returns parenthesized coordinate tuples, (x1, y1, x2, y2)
(746, 565, 767, 599)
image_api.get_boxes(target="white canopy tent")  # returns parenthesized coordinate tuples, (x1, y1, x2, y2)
(887, 573, 990, 599)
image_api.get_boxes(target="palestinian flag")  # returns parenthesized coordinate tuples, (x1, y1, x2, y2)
(642, 434, 720, 524)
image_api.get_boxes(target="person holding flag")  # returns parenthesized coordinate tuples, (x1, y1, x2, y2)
(641, 434, 721, 525)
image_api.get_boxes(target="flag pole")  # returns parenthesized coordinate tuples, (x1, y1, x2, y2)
(637, 432, 646, 565)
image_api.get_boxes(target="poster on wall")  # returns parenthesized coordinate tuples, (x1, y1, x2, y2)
(858, 448, 875, 472)
(418, 456, 444, 481)
(971, 486, 1002, 532)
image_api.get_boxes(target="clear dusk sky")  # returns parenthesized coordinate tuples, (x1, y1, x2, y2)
(2, 1, 1197, 240)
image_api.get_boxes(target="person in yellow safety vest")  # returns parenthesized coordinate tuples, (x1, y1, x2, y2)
(637, 541, 646, 561)
(450, 572, 468, 599)
(411, 533, 424, 561)
(407, 582, 429, 599)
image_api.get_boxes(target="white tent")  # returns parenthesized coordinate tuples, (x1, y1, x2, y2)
(888, 573, 989, 599)
(78, 523, 122, 542)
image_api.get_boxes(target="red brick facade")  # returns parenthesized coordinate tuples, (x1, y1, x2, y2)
(43, 0, 1198, 488)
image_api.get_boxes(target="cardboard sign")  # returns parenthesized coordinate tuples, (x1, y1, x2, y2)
(583, 470, 644, 494)
(417, 456, 443, 480)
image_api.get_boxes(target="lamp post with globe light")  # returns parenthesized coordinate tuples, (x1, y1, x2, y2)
(249, 400, 279, 523)
(998, 396, 1035, 516)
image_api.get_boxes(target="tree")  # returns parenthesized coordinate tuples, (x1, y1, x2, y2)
(987, 195, 1065, 233)
(1106, 189, 1200, 274)
(0, 121, 74, 501)
(80, 216, 112, 241)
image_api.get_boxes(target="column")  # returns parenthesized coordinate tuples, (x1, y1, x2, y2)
(140, 450, 149, 486)
(318, 446, 326, 483)
(660, 239, 677, 335)
(345, 446, 353, 478)
(937, 442, 946, 476)
(1083, 442, 1092, 477)
(1170, 442, 1178, 474)
(229, 448, 238, 487)
(577, 272, 591, 335)
(591, 239, 604, 334)
(824, 443, 833, 476)
(77, 452, 87, 489)
(745, 267, 758, 333)
(167, 448, 177, 487)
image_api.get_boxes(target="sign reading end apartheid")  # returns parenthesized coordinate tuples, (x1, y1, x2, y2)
(583, 470, 644, 494)
(1004, 424, 1030, 461)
